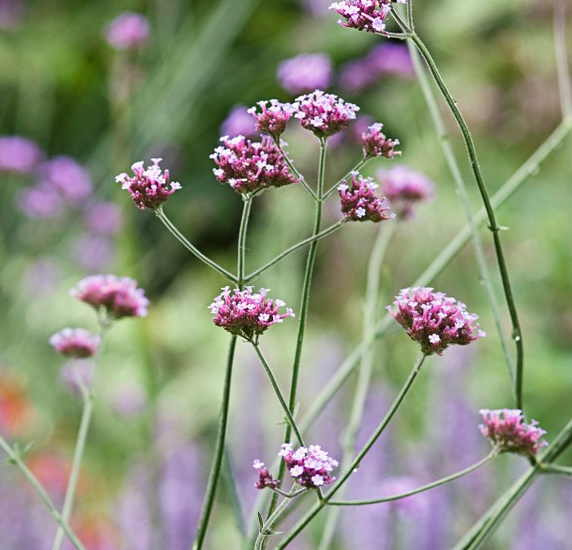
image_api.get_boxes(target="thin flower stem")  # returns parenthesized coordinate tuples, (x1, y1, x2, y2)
(540, 464, 572, 476)
(318, 223, 395, 550)
(554, 0, 572, 118)
(155, 207, 237, 283)
(391, 10, 524, 409)
(329, 452, 496, 505)
(275, 353, 427, 549)
(275, 139, 316, 199)
(407, 40, 515, 385)
(251, 342, 305, 447)
(255, 490, 297, 550)
(244, 220, 346, 283)
(323, 157, 368, 199)
(0, 436, 87, 550)
(192, 335, 237, 550)
(237, 197, 253, 285)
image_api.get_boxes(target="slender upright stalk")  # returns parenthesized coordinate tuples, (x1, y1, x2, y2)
(192, 335, 237, 550)
(254, 488, 299, 550)
(554, 0, 572, 119)
(237, 197, 253, 285)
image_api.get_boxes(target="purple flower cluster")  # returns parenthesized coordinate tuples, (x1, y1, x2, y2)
(292, 90, 359, 138)
(208, 286, 295, 340)
(220, 105, 258, 139)
(210, 135, 298, 195)
(70, 275, 149, 319)
(0, 136, 42, 175)
(116, 158, 181, 210)
(252, 460, 280, 490)
(247, 100, 294, 139)
(330, 0, 407, 34)
(377, 165, 434, 220)
(361, 123, 400, 159)
(388, 287, 485, 355)
(277, 53, 334, 95)
(49, 328, 101, 358)
(479, 409, 547, 456)
(105, 12, 150, 50)
(279, 443, 338, 488)
(338, 173, 393, 222)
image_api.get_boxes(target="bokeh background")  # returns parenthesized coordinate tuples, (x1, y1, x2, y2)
(1, 0, 572, 548)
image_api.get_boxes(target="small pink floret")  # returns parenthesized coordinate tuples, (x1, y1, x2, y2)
(49, 328, 101, 358)
(361, 123, 400, 159)
(279, 443, 338, 489)
(247, 100, 294, 139)
(338, 173, 393, 222)
(253, 459, 280, 489)
(329, 0, 394, 34)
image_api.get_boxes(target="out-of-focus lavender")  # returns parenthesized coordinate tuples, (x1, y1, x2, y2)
(23, 257, 62, 297)
(17, 183, 65, 218)
(0, 0, 25, 29)
(277, 53, 333, 95)
(59, 360, 95, 395)
(0, 136, 42, 174)
(41, 156, 93, 206)
(84, 202, 124, 235)
(105, 12, 150, 50)
(73, 234, 116, 271)
(220, 105, 258, 139)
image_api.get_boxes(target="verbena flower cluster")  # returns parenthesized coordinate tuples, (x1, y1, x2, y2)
(70, 275, 149, 319)
(361, 122, 400, 159)
(292, 90, 359, 138)
(388, 287, 485, 355)
(247, 100, 294, 139)
(330, 0, 407, 34)
(49, 328, 101, 358)
(279, 443, 339, 488)
(479, 409, 547, 456)
(338, 173, 393, 222)
(252, 460, 280, 490)
(209, 287, 295, 340)
(116, 158, 181, 210)
(211, 135, 299, 195)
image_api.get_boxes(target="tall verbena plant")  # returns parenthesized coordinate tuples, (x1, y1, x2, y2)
(2, 1, 572, 549)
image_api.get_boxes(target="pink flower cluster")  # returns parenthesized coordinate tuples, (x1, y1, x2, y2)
(479, 409, 547, 456)
(292, 90, 359, 138)
(70, 275, 149, 319)
(116, 158, 181, 210)
(211, 135, 298, 195)
(252, 460, 280, 490)
(279, 443, 338, 488)
(330, 0, 407, 34)
(105, 12, 150, 50)
(276, 53, 334, 95)
(209, 286, 295, 340)
(361, 123, 400, 159)
(338, 173, 393, 222)
(378, 165, 434, 220)
(49, 328, 101, 358)
(247, 100, 294, 139)
(388, 287, 485, 355)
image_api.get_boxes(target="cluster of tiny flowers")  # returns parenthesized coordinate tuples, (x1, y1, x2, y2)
(252, 460, 280, 489)
(210, 135, 298, 195)
(292, 90, 359, 138)
(377, 165, 434, 220)
(105, 12, 150, 50)
(247, 100, 294, 139)
(330, 0, 407, 34)
(116, 158, 181, 210)
(276, 53, 334, 95)
(70, 275, 149, 319)
(208, 287, 295, 340)
(279, 443, 338, 488)
(361, 123, 400, 159)
(338, 173, 393, 222)
(49, 328, 101, 358)
(388, 287, 485, 355)
(479, 409, 547, 456)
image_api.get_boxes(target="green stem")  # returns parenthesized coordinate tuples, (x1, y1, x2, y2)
(329, 452, 496, 505)
(554, 0, 572, 118)
(541, 464, 572, 476)
(244, 220, 346, 283)
(155, 207, 237, 283)
(192, 335, 237, 550)
(408, 39, 515, 385)
(318, 223, 395, 550)
(254, 491, 296, 550)
(275, 139, 316, 199)
(275, 353, 427, 549)
(0, 436, 87, 550)
(237, 197, 253, 285)
(323, 157, 368, 199)
(251, 342, 305, 446)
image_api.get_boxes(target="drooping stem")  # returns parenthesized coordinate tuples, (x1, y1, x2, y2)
(192, 335, 237, 550)
(155, 207, 237, 283)
(237, 197, 253, 285)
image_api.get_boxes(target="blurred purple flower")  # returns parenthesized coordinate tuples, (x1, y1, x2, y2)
(220, 105, 258, 139)
(105, 12, 150, 50)
(277, 53, 333, 95)
(23, 257, 62, 296)
(73, 234, 116, 271)
(60, 360, 94, 395)
(49, 328, 101, 358)
(111, 384, 147, 417)
(41, 156, 93, 206)
(84, 201, 124, 235)
(17, 183, 65, 218)
(368, 42, 415, 79)
(0, 135, 42, 174)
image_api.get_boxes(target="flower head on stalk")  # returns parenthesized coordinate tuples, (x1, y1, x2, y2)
(291, 90, 359, 138)
(329, 0, 407, 34)
(247, 100, 294, 139)
(209, 287, 295, 341)
(116, 158, 181, 210)
(338, 173, 393, 222)
(211, 135, 298, 195)
(388, 287, 485, 355)
(279, 443, 338, 488)
(361, 123, 400, 159)
(252, 460, 280, 490)
(479, 409, 547, 457)
(70, 275, 149, 321)
(49, 328, 101, 358)
(377, 165, 434, 220)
